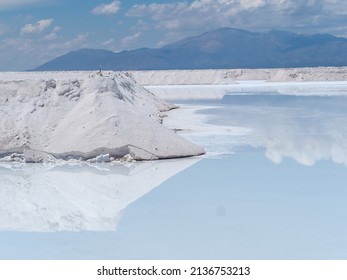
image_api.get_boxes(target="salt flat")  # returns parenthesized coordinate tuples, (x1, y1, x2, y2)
(2, 76, 347, 260)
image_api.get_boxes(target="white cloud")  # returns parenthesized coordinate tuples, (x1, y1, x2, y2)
(239, 0, 266, 10)
(45, 33, 90, 58)
(52, 26, 61, 33)
(0, 25, 8, 36)
(44, 26, 61, 40)
(92, 1, 121, 15)
(127, 0, 347, 39)
(102, 38, 115, 46)
(44, 33, 58, 40)
(65, 34, 89, 48)
(21, 18, 53, 35)
(121, 32, 141, 46)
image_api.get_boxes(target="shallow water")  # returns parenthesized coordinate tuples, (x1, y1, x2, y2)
(1, 82, 347, 259)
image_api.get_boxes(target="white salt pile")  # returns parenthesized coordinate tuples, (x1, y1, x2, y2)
(0, 71, 205, 163)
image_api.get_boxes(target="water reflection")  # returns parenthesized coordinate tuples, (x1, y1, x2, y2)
(0, 158, 199, 232)
(199, 90, 347, 166)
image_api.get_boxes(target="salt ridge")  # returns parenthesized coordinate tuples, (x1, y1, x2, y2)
(131, 67, 347, 85)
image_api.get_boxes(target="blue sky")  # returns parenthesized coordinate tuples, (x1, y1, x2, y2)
(0, 0, 347, 70)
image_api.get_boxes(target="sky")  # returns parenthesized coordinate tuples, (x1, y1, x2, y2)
(0, 0, 347, 71)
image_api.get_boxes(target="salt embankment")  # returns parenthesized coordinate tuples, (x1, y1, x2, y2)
(0, 71, 204, 163)
(131, 67, 347, 85)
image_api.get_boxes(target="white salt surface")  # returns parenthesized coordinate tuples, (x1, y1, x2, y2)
(163, 104, 252, 157)
(132, 67, 347, 86)
(145, 85, 229, 100)
(0, 71, 204, 162)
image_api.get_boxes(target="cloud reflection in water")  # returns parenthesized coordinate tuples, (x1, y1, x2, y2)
(189, 82, 347, 166)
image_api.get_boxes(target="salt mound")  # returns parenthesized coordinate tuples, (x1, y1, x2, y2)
(0, 71, 204, 162)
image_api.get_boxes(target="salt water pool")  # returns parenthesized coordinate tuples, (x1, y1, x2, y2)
(1, 82, 347, 259)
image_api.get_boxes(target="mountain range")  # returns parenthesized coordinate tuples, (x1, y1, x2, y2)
(34, 27, 347, 71)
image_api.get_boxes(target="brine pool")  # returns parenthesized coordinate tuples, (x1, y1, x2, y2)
(1, 81, 347, 259)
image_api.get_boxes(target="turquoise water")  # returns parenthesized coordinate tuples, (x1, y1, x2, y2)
(1, 84, 347, 259)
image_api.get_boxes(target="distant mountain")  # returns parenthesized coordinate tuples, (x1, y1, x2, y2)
(34, 27, 347, 71)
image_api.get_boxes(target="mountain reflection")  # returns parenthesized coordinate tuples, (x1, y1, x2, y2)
(0, 159, 199, 232)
